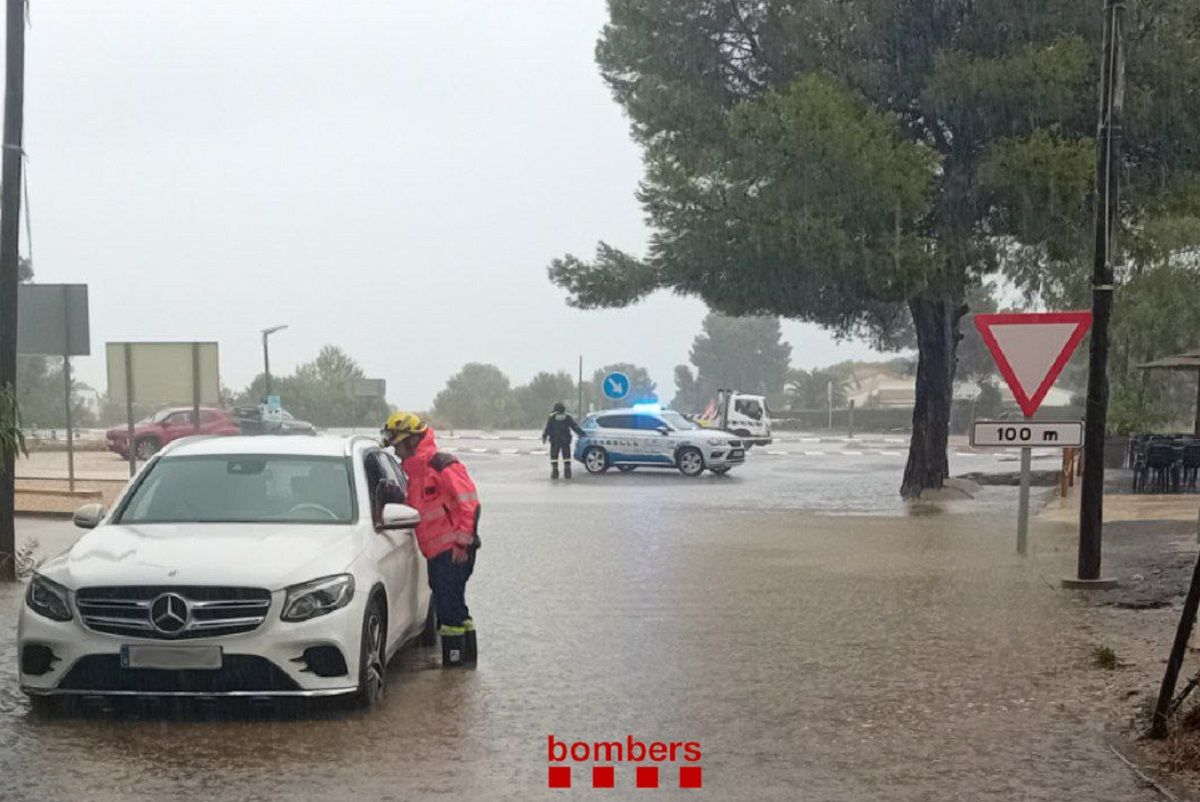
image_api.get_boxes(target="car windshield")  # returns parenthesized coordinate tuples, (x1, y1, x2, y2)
(116, 454, 355, 524)
(659, 411, 698, 430)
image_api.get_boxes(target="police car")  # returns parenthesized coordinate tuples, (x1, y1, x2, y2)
(573, 407, 746, 477)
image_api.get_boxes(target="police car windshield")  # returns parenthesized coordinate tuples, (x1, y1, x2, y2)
(659, 411, 699, 430)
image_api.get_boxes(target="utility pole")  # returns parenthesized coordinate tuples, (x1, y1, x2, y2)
(1072, 0, 1125, 587)
(577, 355, 584, 416)
(0, 0, 25, 582)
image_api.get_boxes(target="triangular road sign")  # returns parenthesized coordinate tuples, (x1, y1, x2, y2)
(973, 311, 1093, 418)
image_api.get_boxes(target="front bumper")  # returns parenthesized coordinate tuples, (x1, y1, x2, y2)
(18, 589, 366, 698)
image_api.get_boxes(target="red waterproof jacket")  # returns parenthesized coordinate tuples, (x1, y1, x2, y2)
(401, 429, 480, 559)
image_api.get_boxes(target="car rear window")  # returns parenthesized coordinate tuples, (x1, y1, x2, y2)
(116, 454, 355, 525)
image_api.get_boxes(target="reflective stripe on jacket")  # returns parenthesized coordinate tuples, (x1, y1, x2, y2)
(400, 428, 481, 559)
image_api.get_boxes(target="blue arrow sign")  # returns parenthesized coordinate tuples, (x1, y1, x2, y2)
(602, 371, 630, 401)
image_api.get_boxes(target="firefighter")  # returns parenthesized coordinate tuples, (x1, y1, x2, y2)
(542, 402, 584, 479)
(382, 412, 481, 667)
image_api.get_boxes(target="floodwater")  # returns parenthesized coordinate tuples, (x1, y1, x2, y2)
(0, 448, 1157, 801)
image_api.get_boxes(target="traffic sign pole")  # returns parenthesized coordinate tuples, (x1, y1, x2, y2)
(1017, 434, 1032, 556)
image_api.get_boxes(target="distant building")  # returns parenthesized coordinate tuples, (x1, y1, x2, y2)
(844, 367, 1076, 409)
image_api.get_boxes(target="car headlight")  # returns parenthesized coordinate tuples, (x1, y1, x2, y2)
(281, 574, 355, 622)
(707, 439, 731, 446)
(26, 574, 73, 622)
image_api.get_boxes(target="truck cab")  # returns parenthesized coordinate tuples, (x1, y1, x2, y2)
(698, 389, 773, 447)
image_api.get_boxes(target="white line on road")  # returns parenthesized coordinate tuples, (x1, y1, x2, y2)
(841, 450, 863, 456)
(803, 451, 825, 456)
(765, 450, 789, 456)
(500, 448, 520, 454)
(879, 450, 904, 457)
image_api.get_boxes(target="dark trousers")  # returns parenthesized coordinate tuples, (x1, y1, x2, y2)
(550, 439, 571, 467)
(427, 549, 475, 628)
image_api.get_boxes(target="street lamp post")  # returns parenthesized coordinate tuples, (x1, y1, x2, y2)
(262, 325, 288, 398)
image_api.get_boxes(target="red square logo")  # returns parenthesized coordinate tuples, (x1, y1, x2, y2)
(548, 766, 571, 789)
(679, 766, 703, 789)
(635, 766, 659, 789)
(592, 766, 615, 788)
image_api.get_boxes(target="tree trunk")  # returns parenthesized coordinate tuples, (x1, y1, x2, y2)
(900, 296, 965, 499)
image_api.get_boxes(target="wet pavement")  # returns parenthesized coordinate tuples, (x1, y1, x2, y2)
(0, 447, 1161, 801)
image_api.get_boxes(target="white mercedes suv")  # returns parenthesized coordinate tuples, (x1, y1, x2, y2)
(18, 435, 434, 709)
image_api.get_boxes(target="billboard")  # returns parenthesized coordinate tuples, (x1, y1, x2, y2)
(106, 342, 220, 406)
(17, 283, 89, 356)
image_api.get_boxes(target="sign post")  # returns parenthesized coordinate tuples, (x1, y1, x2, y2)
(972, 312, 1093, 556)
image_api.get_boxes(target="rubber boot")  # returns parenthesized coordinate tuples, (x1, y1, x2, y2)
(551, 461, 560, 480)
(564, 461, 572, 480)
(463, 618, 477, 664)
(440, 625, 467, 668)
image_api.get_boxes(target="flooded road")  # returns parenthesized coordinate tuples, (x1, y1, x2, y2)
(1, 450, 1156, 801)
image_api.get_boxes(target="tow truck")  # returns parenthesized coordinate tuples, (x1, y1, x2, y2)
(697, 389, 773, 447)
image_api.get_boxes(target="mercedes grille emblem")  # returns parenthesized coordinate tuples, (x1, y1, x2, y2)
(149, 592, 190, 635)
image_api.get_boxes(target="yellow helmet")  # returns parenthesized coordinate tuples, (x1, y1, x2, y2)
(381, 411, 428, 446)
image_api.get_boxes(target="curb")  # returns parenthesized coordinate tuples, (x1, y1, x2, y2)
(1109, 736, 1195, 802)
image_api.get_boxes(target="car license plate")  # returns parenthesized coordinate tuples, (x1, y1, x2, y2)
(120, 645, 223, 670)
(730, 449, 744, 459)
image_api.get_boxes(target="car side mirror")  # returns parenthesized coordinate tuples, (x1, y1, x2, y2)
(379, 503, 420, 531)
(657, 425, 671, 435)
(73, 503, 105, 530)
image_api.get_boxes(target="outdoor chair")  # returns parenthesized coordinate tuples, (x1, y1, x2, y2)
(1183, 443, 1200, 492)
(1145, 443, 1181, 493)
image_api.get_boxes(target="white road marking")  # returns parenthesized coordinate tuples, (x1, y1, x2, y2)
(879, 450, 904, 457)
(954, 452, 977, 457)
(804, 451, 825, 457)
(470, 448, 490, 453)
(500, 448, 520, 454)
(842, 450, 863, 456)
(765, 450, 789, 456)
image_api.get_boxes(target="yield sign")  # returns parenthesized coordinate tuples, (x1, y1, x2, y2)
(973, 311, 1093, 418)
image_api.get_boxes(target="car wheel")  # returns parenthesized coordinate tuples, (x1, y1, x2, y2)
(617, 465, 637, 473)
(134, 437, 160, 460)
(353, 596, 387, 710)
(676, 446, 705, 477)
(583, 446, 609, 474)
(711, 466, 731, 476)
(418, 600, 437, 647)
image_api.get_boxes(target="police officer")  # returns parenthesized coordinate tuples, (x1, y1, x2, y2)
(382, 412, 481, 667)
(542, 402, 584, 479)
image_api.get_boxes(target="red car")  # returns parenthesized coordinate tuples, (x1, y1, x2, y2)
(106, 407, 241, 460)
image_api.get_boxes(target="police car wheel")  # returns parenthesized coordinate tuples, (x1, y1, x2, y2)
(583, 446, 609, 474)
(677, 447, 705, 477)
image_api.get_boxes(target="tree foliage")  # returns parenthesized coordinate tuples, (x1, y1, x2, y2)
(547, 0, 1200, 495)
(784, 368, 847, 410)
(512, 371, 578, 427)
(16, 357, 97, 429)
(687, 314, 791, 406)
(433, 363, 519, 429)
(236, 345, 390, 427)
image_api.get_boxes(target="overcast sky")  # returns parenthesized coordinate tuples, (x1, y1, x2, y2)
(20, 0, 894, 410)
